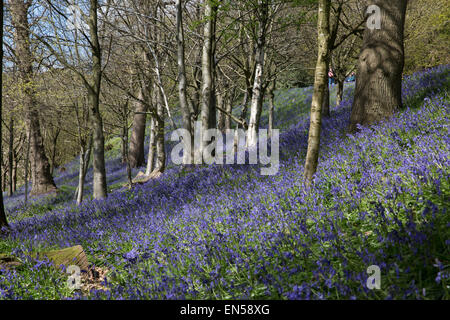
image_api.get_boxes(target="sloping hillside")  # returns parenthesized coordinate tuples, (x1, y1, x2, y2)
(0, 65, 449, 300)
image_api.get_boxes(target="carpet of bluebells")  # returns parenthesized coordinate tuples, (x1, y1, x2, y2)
(0, 65, 449, 300)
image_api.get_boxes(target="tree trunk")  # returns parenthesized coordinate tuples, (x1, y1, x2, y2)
(24, 132, 30, 205)
(191, 50, 202, 128)
(216, 87, 226, 132)
(155, 89, 166, 173)
(2, 169, 6, 193)
(234, 87, 251, 153)
(176, 0, 193, 165)
(8, 117, 13, 196)
(77, 145, 87, 205)
(247, 0, 269, 148)
(88, 0, 107, 200)
(224, 86, 235, 130)
(191, 0, 203, 125)
(12, 159, 17, 193)
(199, 1, 218, 159)
(50, 128, 60, 175)
(0, 0, 6, 229)
(121, 123, 127, 163)
(322, 81, 330, 117)
(128, 87, 147, 168)
(10, 0, 57, 196)
(267, 80, 276, 138)
(125, 136, 133, 188)
(145, 117, 156, 176)
(1, 163, 8, 193)
(90, 99, 107, 200)
(349, 0, 408, 132)
(76, 134, 93, 205)
(123, 101, 133, 188)
(336, 79, 344, 107)
(240, 86, 252, 127)
(28, 108, 57, 195)
(121, 100, 128, 164)
(304, 0, 330, 184)
(75, 134, 94, 205)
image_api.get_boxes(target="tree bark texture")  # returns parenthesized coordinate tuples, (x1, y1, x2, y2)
(10, 0, 57, 196)
(304, 0, 331, 184)
(247, 0, 269, 147)
(349, 0, 408, 132)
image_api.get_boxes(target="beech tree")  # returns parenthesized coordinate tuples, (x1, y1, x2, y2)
(10, 0, 57, 196)
(349, 0, 408, 132)
(126, 5, 151, 169)
(304, 0, 330, 184)
(86, 0, 107, 199)
(198, 0, 218, 160)
(247, 0, 269, 148)
(128, 80, 147, 168)
(176, 0, 193, 165)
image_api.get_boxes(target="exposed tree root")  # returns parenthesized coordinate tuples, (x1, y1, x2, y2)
(126, 169, 164, 187)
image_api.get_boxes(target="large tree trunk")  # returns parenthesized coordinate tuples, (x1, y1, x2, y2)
(88, 0, 107, 200)
(28, 109, 57, 195)
(128, 86, 147, 168)
(247, 0, 269, 148)
(304, 0, 330, 184)
(349, 0, 408, 132)
(10, 0, 57, 196)
(90, 94, 107, 200)
(176, 0, 193, 165)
